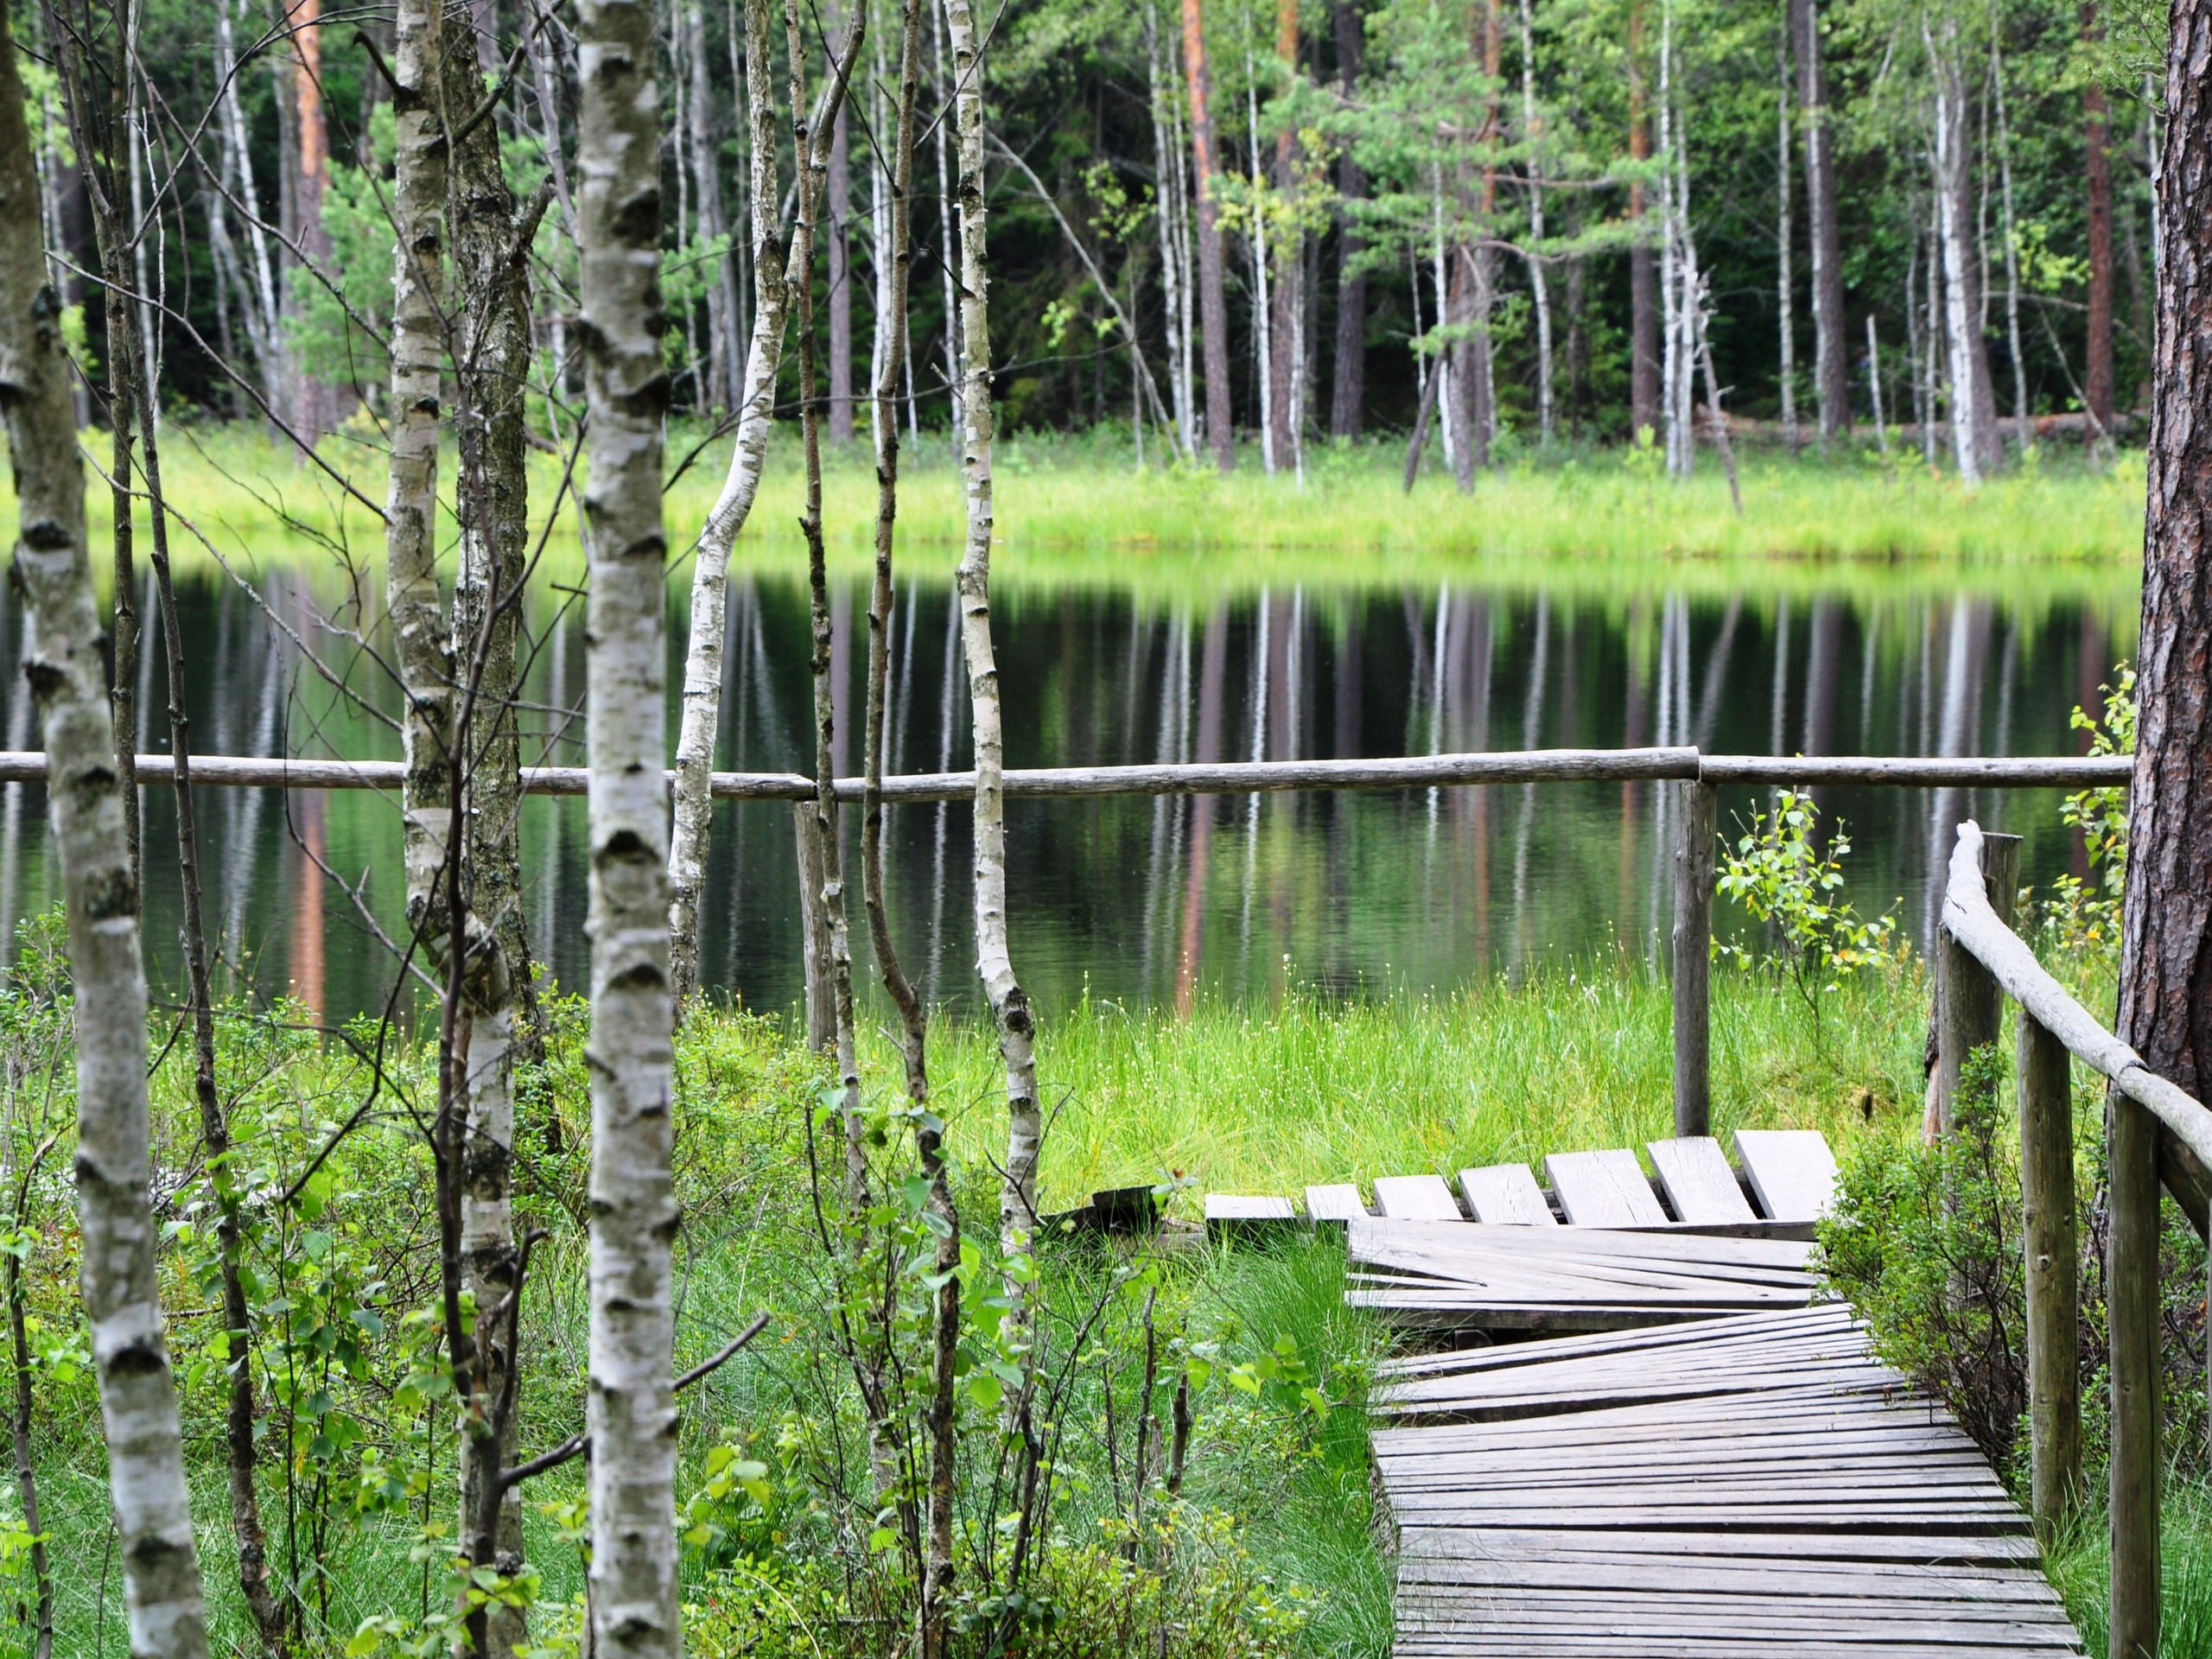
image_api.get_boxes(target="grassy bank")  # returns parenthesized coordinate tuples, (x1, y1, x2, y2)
(32, 422, 2148, 603)
(15, 939, 2208, 1656)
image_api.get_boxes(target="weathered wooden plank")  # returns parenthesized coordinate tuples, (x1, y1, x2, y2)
(1647, 1135, 1758, 1224)
(1545, 1149, 1670, 1226)
(1303, 1182, 1368, 1224)
(1459, 1164, 1558, 1225)
(1732, 1128, 1839, 1222)
(1203, 1194, 1294, 1237)
(1349, 1216, 1813, 1270)
(1396, 1526, 2044, 1565)
(1373, 1174, 1465, 1220)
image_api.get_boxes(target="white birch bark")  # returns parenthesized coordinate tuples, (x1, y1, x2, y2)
(1246, 60, 1274, 478)
(0, 16, 208, 1652)
(1776, 52, 1796, 451)
(1148, 0, 1195, 457)
(385, 0, 454, 938)
(1990, 36, 2027, 448)
(1926, 10, 1998, 483)
(669, 0, 786, 1003)
(944, 0, 1042, 1265)
(577, 0, 678, 1640)
(1518, 0, 1553, 447)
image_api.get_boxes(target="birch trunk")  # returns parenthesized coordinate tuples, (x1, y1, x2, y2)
(791, 0, 868, 1215)
(944, 0, 1042, 1267)
(1928, 13, 2000, 482)
(1777, 51, 1797, 452)
(856, 7, 958, 1643)
(386, 0, 455, 941)
(0, 12, 208, 1650)
(1991, 39, 2027, 449)
(669, 0, 858, 1004)
(1147, 1, 1196, 456)
(1518, 0, 1552, 448)
(444, 16, 538, 1644)
(577, 0, 679, 1638)
(686, 0, 741, 410)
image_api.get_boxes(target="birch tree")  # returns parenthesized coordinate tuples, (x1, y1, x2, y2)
(944, 0, 1043, 1274)
(668, 0, 859, 1005)
(576, 0, 679, 1644)
(0, 8, 208, 1651)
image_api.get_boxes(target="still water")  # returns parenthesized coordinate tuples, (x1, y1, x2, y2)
(0, 563, 2141, 1024)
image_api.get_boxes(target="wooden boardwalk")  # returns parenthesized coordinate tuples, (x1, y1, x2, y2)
(1302, 1137, 2085, 1657)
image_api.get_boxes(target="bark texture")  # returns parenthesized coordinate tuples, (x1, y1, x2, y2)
(1328, 0, 1365, 438)
(2085, 1, 2116, 441)
(576, 0, 679, 1646)
(2120, 0, 2212, 1244)
(0, 10, 209, 1649)
(385, 0, 455, 944)
(1181, 0, 1235, 470)
(670, 0, 855, 1004)
(1791, 0, 1848, 439)
(945, 0, 1042, 1260)
(1627, 0, 1658, 440)
(1929, 17, 2001, 481)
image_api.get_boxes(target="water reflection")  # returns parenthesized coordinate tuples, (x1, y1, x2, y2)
(0, 567, 2139, 1025)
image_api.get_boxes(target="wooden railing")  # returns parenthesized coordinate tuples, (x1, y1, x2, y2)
(1939, 818, 2212, 1657)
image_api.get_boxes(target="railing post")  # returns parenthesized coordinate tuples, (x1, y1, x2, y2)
(1672, 778, 1716, 1138)
(2018, 1007, 2080, 1534)
(2110, 1084, 2162, 1659)
(793, 801, 836, 1052)
(1935, 830, 2021, 1136)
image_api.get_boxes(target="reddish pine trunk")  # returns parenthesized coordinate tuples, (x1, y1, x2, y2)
(2119, 0, 2212, 1238)
(1181, 0, 1235, 470)
(2085, 3, 2116, 439)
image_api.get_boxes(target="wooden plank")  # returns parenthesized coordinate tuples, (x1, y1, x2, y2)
(1545, 1149, 1669, 1227)
(1374, 1173, 1465, 1220)
(1349, 1216, 1813, 1269)
(1459, 1163, 1557, 1225)
(1646, 1136, 1757, 1224)
(1203, 1194, 1293, 1237)
(1303, 1182, 1368, 1224)
(1732, 1128, 1839, 1222)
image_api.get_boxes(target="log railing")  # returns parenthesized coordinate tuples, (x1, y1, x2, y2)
(0, 742, 2132, 1140)
(1940, 818, 2210, 1657)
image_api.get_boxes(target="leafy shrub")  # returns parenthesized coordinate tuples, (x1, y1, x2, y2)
(1817, 1045, 2026, 1466)
(1717, 791, 1897, 1039)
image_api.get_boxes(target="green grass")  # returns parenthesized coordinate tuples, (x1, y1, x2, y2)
(2045, 1478, 2212, 1659)
(21, 421, 2147, 607)
(910, 957, 1932, 1214)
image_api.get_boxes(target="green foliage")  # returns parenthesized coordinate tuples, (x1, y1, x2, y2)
(2048, 664, 2136, 962)
(287, 105, 398, 395)
(1816, 1045, 2029, 1467)
(1717, 791, 1898, 1035)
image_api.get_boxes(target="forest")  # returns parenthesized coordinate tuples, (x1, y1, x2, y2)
(14, 0, 2170, 474)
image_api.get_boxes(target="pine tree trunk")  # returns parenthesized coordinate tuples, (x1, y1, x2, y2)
(687, 0, 742, 411)
(1182, 0, 1235, 470)
(0, 14, 209, 1650)
(576, 0, 679, 1637)
(945, 0, 1042, 1266)
(1329, 0, 1365, 437)
(2085, 2, 2117, 442)
(2119, 0, 2212, 1243)
(1791, 0, 1848, 439)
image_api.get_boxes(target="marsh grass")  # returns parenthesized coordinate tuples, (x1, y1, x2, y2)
(27, 423, 2145, 606)
(2045, 1478, 2212, 1659)
(910, 955, 1933, 1213)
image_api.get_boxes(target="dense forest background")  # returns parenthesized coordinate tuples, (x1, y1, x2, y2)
(20, 0, 2164, 465)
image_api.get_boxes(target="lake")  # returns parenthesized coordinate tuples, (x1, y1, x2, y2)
(0, 558, 2141, 1025)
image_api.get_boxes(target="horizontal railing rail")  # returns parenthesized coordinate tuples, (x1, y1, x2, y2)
(1937, 818, 2202, 1656)
(0, 747, 2136, 799)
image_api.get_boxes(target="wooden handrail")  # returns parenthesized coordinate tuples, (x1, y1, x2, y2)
(0, 747, 2135, 799)
(1941, 819, 2212, 1169)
